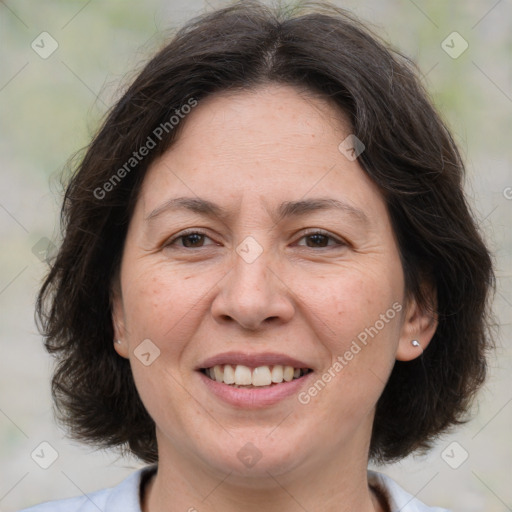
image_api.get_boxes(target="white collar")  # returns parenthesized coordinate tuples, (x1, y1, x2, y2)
(21, 465, 450, 511)
(368, 470, 450, 512)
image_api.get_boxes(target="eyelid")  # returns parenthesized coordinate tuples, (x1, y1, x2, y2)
(295, 228, 347, 247)
(164, 227, 347, 249)
(163, 228, 216, 248)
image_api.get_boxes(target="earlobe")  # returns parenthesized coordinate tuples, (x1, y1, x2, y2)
(396, 292, 438, 362)
(111, 289, 130, 359)
(113, 338, 129, 358)
(400, 338, 424, 360)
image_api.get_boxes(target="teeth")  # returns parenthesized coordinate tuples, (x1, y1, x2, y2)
(234, 365, 252, 385)
(283, 365, 294, 382)
(271, 365, 283, 383)
(213, 365, 224, 382)
(204, 364, 309, 386)
(223, 364, 235, 384)
(252, 366, 272, 386)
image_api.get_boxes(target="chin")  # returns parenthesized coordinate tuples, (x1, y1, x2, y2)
(195, 431, 308, 480)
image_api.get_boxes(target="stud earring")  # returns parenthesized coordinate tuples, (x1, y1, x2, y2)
(411, 339, 420, 348)
(115, 339, 122, 345)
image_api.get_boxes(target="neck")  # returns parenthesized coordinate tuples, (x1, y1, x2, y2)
(142, 435, 384, 512)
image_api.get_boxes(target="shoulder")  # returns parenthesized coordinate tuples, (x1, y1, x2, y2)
(368, 470, 451, 512)
(17, 465, 157, 512)
(18, 488, 108, 512)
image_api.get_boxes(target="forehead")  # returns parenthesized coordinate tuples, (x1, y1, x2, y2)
(136, 84, 386, 224)
(171, 84, 351, 153)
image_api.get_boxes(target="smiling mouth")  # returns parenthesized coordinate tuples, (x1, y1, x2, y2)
(200, 364, 312, 388)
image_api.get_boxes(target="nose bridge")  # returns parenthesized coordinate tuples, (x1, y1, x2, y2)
(236, 235, 272, 288)
(231, 234, 276, 308)
(211, 233, 294, 329)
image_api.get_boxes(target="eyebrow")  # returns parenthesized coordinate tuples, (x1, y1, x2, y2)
(145, 196, 369, 225)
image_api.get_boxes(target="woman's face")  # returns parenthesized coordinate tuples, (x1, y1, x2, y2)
(113, 84, 432, 481)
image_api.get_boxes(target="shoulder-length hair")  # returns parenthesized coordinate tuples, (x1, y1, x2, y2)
(37, 0, 494, 463)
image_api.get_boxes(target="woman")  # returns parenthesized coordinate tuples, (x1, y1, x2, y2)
(22, 1, 494, 511)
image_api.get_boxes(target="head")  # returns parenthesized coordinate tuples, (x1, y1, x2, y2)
(37, 0, 494, 473)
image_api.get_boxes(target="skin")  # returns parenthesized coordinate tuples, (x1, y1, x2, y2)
(112, 84, 437, 512)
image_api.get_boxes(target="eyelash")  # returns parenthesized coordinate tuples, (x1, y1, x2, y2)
(164, 228, 346, 250)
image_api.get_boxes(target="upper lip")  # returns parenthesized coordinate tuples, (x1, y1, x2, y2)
(197, 351, 313, 370)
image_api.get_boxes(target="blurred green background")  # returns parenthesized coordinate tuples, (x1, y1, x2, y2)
(1, 1, 511, 510)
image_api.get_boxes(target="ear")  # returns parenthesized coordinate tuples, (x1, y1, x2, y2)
(110, 280, 129, 359)
(396, 285, 438, 362)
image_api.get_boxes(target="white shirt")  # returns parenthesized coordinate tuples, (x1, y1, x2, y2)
(18, 466, 450, 512)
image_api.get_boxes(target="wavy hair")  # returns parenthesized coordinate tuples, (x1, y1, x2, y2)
(36, 0, 495, 463)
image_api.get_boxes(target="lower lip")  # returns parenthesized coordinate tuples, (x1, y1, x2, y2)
(198, 371, 314, 408)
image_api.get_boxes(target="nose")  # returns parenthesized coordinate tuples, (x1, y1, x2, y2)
(210, 246, 295, 331)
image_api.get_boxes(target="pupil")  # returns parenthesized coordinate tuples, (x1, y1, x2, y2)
(181, 234, 328, 248)
(183, 234, 203, 247)
(308, 234, 327, 247)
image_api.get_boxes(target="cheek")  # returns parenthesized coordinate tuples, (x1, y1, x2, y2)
(122, 267, 200, 424)
(122, 263, 206, 340)
(313, 264, 402, 336)
(307, 264, 403, 394)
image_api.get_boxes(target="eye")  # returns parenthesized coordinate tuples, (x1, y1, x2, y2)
(164, 229, 346, 250)
(164, 229, 217, 249)
(296, 230, 346, 248)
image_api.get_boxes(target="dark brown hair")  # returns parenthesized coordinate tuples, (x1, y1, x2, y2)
(36, 0, 494, 463)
